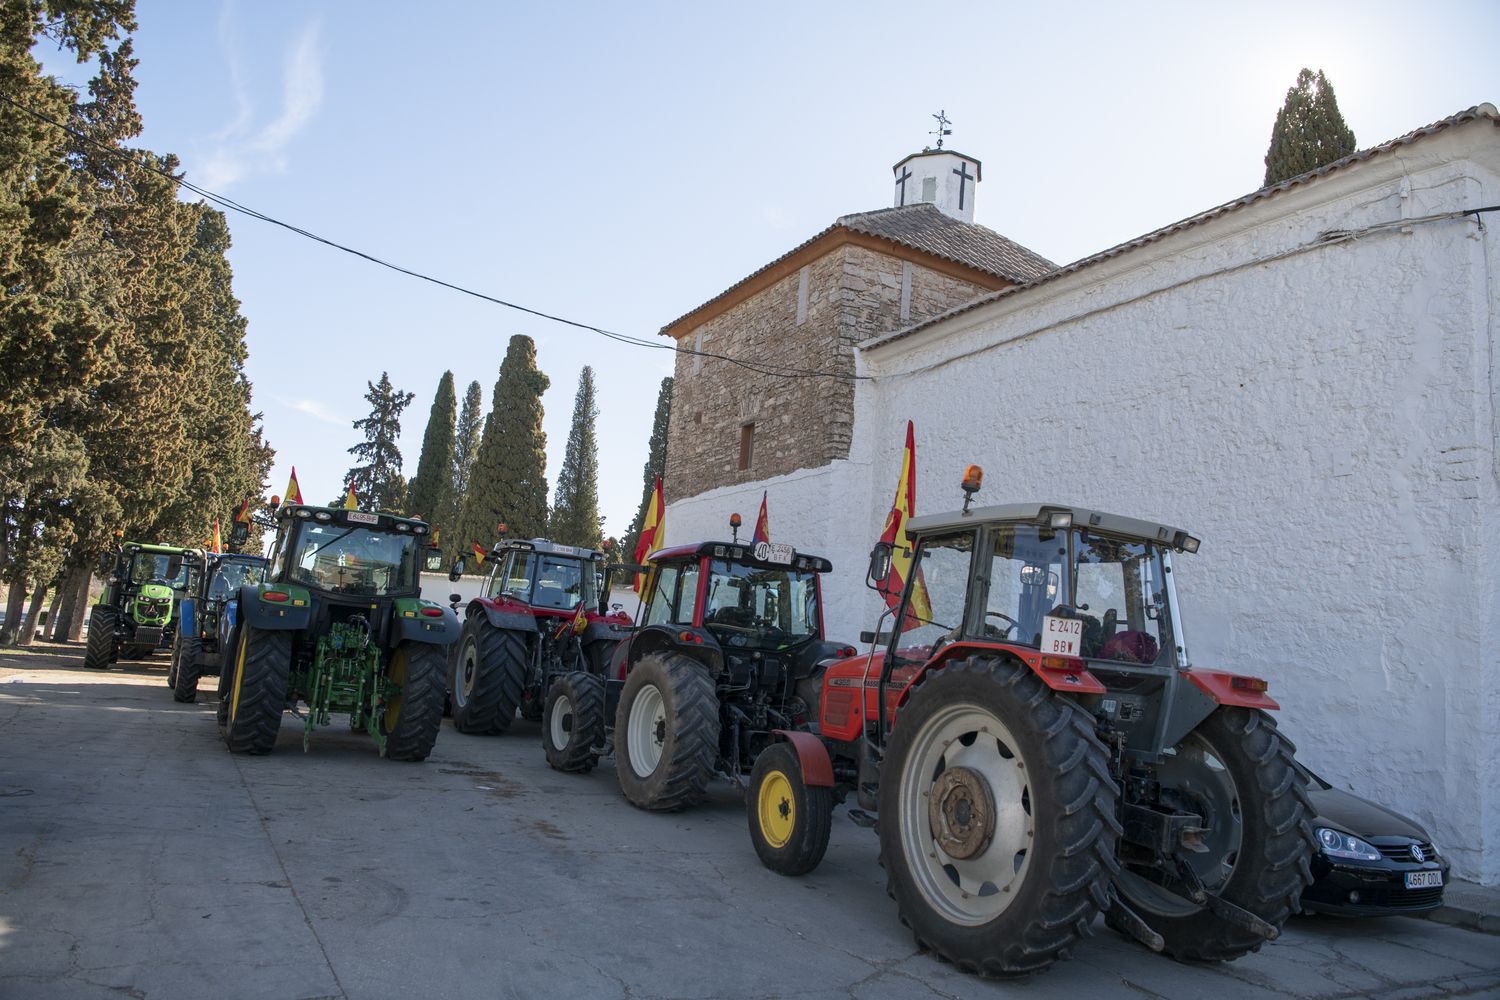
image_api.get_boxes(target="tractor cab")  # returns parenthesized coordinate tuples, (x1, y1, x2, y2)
(86, 542, 205, 666)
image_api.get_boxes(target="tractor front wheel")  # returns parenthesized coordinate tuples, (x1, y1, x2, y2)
(614, 652, 719, 811)
(83, 606, 116, 670)
(1106, 707, 1313, 962)
(380, 642, 446, 762)
(878, 655, 1120, 978)
(449, 619, 527, 735)
(223, 626, 291, 755)
(747, 742, 832, 876)
(543, 671, 606, 773)
(172, 637, 202, 703)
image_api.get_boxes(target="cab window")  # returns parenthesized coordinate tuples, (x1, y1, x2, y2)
(644, 566, 680, 626)
(891, 530, 975, 664)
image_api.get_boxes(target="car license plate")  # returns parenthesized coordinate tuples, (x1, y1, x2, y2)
(1041, 615, 1082, 656)
(753, 541, 794, 564)
(1405, 870, 1443, 889)
(346, 511, 378, 525)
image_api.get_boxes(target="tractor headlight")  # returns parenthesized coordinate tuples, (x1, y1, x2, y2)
(395, 523, 411, 532)
(294, 509, 312, 519)
(1315, 827, 1381, 862)
(314, 511, 333, 522)
(1048, 511, 1073, 529)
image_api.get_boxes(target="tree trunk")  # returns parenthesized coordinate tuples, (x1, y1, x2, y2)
(52, 564, 86, 641)
(2, 579, 26, 645)
(67, 567, 94, 642)
(16, 581, 48, 646)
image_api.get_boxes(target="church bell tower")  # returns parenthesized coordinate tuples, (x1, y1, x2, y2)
(892, 148, 982, 223)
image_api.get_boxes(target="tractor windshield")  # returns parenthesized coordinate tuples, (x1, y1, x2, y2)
(130, 553, 189, 589)
(208, 560, 267, 601)
(702, 560, 820, 650)
(494, 552, 596, 611)
(289, 524, 420, 596)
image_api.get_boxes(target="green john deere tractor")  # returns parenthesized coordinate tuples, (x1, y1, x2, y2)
(217, 503, 457, 761)
(84, 542, 205, 669)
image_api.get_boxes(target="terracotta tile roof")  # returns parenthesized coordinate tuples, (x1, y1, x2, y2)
(863, 103, 1500, 353)
(658, 204, 1055, 337)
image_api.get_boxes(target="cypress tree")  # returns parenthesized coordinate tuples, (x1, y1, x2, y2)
(623, 377, 672, 558)
(448, 379, 483, 557)
(455, 336, 550, 562)
(1263, 68, 1357, 187)
(406, 371, 457, 528)
(549, 366, 601, 548)
(342, 372, 414, 512)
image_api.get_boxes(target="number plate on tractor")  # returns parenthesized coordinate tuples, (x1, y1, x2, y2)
(1041, 615, 1083, 656)
(754, 541, 794, 564)
(345, 511, 378, 525)
(1405, 870, 1443, 889)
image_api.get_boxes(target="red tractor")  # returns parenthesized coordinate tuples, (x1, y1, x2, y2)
(445, 537, 634, 771)
(746, 471, 1314, 977)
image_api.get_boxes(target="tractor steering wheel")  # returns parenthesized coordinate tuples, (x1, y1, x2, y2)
(984, 611, 1018, 639)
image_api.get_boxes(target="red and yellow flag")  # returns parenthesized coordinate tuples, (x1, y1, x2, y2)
(430, 527, 441, 547)
(284, 467, 304, 505)
(234, 498, 252, 524)
(878, 420, 932, 626)
(212, 520, 222, 554)
(752, 491, 770, 544)
(471, 541, 487, 569)
(554, 600, 589, 641)
(343, 483, 359, 510)
(633, 476, 666, 592)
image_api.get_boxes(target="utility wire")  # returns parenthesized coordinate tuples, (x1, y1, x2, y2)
(0, 93, 870, 382)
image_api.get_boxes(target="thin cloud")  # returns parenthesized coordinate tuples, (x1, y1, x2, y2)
(279, 397, 349, 428)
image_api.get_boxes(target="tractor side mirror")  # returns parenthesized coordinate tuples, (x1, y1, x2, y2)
(866, 543, 893, 592)
(448, 557, 467, 582)
(448, 593, 462, 606)
(423, 549, 444, 572)
(229, 522, 249, 547)
(96, 552, 113, 577)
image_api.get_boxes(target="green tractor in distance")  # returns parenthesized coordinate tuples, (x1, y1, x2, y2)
(84, 541, 205, 670)
(218, 503, 457, 761)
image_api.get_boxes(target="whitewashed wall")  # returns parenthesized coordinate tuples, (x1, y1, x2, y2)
(669, 119, 1500, 883)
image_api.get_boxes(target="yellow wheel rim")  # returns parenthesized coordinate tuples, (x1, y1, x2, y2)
(228, 628, 250, 724)
(383, 648, 407, 732)
(757, 770, 796, 849)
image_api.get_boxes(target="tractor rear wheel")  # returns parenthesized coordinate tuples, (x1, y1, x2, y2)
(614, 652, 719, 811)
(543, 671, 606, 773)
(172, 637, 202, 703)
(380, 641, 446, 762)
(1106, 707, 1313, 962)
(83, 607, 116, 670)
(747, 742, 832, 876)
(878, 655, 1120, 978)
(223, 626, 291, 755)
(449, 619, 527, 735)
(215, 626, 239, 726)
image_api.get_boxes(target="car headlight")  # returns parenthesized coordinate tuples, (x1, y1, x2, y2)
(1316, 827, 1382, 861)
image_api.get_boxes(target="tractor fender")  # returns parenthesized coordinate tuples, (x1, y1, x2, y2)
(178, 597, 198, 642)
(1185, 669, 1279, 711)
(470, 599, 539, 634)
(237, 583, 313, 631)
(626, 624, 723, 677)
(895, 641, 1107, 712)
(769, 729, 835, 787)
(391, 598, 461, 646)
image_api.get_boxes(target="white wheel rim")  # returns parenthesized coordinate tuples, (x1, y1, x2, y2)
(456, 639, 477, 707)
(550, 693, 573, 751)
(627, 683, 666, 778)
(898, 702, 1033, 926)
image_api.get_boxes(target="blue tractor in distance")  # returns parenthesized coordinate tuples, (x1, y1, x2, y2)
(168, 552, 269, 703)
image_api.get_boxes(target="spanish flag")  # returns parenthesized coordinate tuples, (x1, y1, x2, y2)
(553, 599, 589, 641)
(633, 476, 666, 592)
(284, 467, 304, 505)
(234, 498, 252, 524)
(212, 520, 223, 554)
(471, 541, 487, 569)
(878, 421, 932, 627)
(343, 483, 359, 510)
(752, 491, 770, 544)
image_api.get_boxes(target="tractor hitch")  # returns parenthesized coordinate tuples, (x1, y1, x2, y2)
(1121, 804, 1209, 856)
(1168, 852, 1281, 941)
(1105, 886, 1165, 953)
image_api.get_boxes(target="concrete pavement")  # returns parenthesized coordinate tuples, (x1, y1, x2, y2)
(2, 645, 1498, 1000)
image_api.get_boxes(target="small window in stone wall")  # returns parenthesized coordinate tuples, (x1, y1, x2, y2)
(739, 423, 755, 471)
(921, 176, 937, 202)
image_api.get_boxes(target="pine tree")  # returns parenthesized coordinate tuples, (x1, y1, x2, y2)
(623, 377, 672, 558)
(406, 371, 457, 529)
(455, 336, 550, 562)
(1263, 68, 1357, 187)
(342, 372, 414, 512)
(549, 366, 601, 548)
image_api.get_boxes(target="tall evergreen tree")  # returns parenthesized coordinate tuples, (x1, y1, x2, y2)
(405, 371, 457, 528)
(623, 377, 672, 558)
(1263, 68, 1357, 186)
(448, 378, 483, 557)
(549, 366, 601, 548)
(455, 336, 550, 563)
(342, 372, 414, 512)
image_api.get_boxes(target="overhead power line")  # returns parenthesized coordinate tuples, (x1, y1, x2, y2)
(0, 93, 869, 383)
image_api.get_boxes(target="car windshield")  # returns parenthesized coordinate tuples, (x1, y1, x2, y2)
(131, 553, 190, 589)
(702, 559, 819, 650)
(289, 525, 420, 596)
(495, 552, 595, 610)
(208, 560, 267, 600)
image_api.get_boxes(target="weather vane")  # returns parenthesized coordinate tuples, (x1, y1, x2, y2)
(929, 109, 953, 150)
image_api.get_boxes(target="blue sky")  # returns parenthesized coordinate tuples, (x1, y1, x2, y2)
(34, 1, 1500, 534)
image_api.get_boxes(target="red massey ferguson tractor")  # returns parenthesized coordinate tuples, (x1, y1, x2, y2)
(746, 474, 1315, 977)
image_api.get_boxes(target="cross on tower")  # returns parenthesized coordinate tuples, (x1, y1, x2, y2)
(929, 109, 952, 150)
(895, 166, 912, 206)
(952, 160, 974, 210)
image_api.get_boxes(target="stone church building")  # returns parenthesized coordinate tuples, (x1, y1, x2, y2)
(656, 106, 1500, 886)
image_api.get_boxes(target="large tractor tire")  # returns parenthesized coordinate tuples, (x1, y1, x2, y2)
(449, 619, 527, 735)
(222, 626, 291, 755)
(877, 655, 1120, 979)
(172, 637, 202, 703)
(747, 741, 832, 876)
(216, 626, 240, 727)
(380, 641, 446, 762)
(543, 671, 606, 773)
(83, 607, 117, 670)
(1106, 706, 1313, 963)
(614, 652, 719, 811)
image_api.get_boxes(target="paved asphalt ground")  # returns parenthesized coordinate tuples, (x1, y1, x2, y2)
(2, 646, 1498, 1000)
